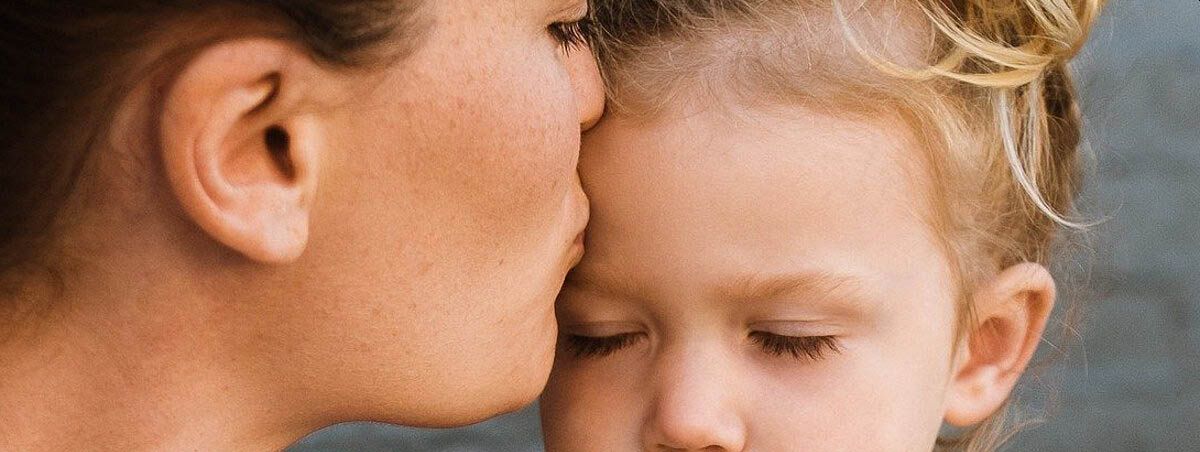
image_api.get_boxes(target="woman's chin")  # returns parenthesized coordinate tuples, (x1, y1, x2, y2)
(426, 312, 557, 427)
(404, 356, 553, 428)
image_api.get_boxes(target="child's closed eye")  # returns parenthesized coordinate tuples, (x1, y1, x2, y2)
(749, 332, 841, 361)
(564, 332, 645, 358)
(562, 331, 842, 362)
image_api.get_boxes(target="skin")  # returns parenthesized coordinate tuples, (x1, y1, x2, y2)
(0, 0, 602, 450)
(541, 103, 1055, 451)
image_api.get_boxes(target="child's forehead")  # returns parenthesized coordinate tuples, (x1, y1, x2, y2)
(576, 104, 949, 300)
(582, 105, 931, 208)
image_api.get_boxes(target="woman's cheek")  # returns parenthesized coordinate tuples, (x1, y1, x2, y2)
(481, 80, 580, 235)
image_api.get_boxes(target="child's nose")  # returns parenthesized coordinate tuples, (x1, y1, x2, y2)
(642, 344, 747, 451)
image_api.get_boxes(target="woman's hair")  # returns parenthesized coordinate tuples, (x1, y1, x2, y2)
(590, 0, 1103, 450)
(0, 1, 425, 278)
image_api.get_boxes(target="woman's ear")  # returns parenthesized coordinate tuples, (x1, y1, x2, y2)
(944, 262, 1056, 426)
(160, 39, 327, 264)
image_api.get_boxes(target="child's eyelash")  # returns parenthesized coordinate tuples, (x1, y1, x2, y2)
(564, 332, 840, 361)
(749, 332, 841, 361)
(564, 332, 642, 358)
(548, 18, 594, 54)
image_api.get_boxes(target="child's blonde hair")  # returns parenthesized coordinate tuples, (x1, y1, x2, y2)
(589, 0, 1103, 450)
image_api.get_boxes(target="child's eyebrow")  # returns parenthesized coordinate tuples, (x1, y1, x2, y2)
(719, 271, 876, 314)
(565, 266, 877, 316)
(552, 0, 590, 18)
(562, 265, 645, 301)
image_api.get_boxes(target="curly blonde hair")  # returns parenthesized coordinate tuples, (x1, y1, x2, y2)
(589, 0, 1104, 450)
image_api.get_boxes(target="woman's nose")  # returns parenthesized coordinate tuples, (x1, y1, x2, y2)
(643, 346, 747, 451)
(565, 45, 605, 132)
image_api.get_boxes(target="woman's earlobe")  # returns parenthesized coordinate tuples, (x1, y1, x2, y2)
(160, 39, 326, 264)
(944, 263, 1056, 426)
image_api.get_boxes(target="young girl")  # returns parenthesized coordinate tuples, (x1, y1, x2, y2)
(541, 0, 1102, 450)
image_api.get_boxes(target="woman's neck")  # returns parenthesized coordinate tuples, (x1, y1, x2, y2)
(0, 271, 314, 451)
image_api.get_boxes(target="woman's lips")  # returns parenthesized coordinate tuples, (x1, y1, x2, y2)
(569, 230, 586, 267)
(565, 187, 589, 267)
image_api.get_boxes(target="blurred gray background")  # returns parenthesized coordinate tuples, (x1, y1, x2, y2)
(291, 1, 1200, 450)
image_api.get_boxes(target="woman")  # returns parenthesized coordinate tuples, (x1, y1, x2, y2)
(0, 1, 603, 450)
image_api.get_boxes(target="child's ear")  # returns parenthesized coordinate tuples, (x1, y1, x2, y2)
(944, 262, 1056, 426)
(160, 39, 328, 263)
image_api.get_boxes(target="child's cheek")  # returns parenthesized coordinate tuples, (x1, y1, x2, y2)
(543, 351, 653, 450)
